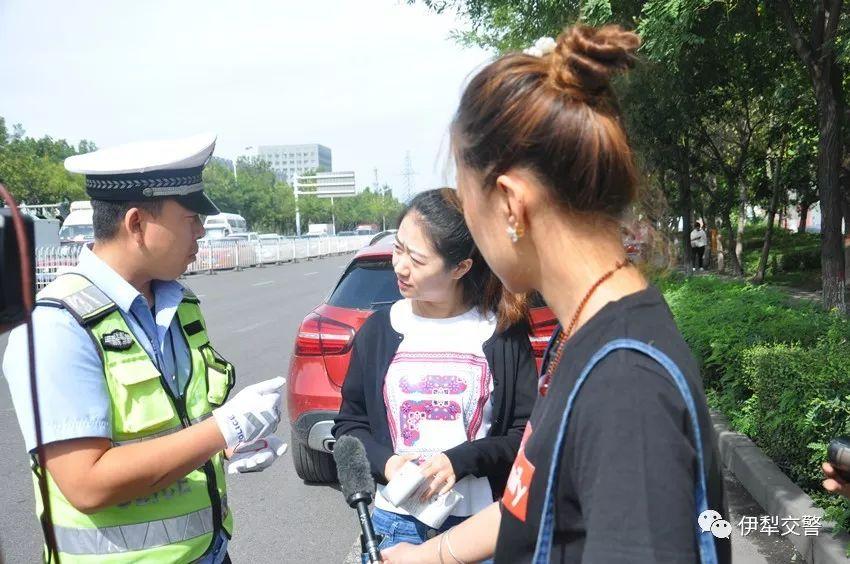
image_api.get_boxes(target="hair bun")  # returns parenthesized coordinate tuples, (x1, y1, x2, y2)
(550, 25, 640, 98)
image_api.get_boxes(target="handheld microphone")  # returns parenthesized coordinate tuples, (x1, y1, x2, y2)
(334, 435, 383, 562)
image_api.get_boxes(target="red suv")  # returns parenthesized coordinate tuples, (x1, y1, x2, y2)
(286, 234, 556, 482)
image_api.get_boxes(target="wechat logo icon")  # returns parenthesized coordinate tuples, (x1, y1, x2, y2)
(699, 509, 732, 539)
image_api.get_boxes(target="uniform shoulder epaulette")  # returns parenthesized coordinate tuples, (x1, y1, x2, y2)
(181, 285, 201, 304)
(36, 273, 117, 326)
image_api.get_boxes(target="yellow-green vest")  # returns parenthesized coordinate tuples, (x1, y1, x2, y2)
(32, 273, 235, 563)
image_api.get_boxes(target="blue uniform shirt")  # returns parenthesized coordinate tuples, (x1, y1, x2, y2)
(2, 244, 228, 563)
(3, 245, 191, 451)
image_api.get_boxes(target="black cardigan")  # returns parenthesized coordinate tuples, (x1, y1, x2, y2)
(331, 305, 539, 497)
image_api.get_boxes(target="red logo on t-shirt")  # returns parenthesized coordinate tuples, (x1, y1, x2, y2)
(503, 422, 535, 522)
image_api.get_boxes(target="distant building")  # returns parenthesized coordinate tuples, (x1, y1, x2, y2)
(256, 144, 332, 182)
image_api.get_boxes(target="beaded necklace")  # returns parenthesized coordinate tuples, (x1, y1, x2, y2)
(539, 258, 630, 396)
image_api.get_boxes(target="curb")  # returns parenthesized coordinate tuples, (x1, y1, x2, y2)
(711, 410, 850, 562)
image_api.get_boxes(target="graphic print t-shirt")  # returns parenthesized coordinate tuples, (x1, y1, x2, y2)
(374, 298, 497, 517)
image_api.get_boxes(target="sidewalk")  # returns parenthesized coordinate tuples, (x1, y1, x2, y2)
(726, 467, 803, 562)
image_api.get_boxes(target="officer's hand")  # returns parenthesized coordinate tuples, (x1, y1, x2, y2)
(227, 435, 288, 474)
(212, 377, 284, 449)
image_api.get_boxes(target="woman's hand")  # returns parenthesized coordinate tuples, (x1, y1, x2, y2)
(420, 453, 456, 500)
(384, 453, 416, 482)
(381, 541, 432, 564)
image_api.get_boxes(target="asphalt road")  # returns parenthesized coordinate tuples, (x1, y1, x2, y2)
(0, 254, 803, 563)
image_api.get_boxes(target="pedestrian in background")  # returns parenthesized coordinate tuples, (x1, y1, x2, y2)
(690, 221, 708, 271)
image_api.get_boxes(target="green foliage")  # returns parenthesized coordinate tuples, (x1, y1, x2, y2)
(740, 225, 821, 276)
(661, 274, 850, 532)
(0, 118, 89, 204)
(660, 275, 828, 390)
(742, 337, 850, 487)
(415, 0, 835, 298)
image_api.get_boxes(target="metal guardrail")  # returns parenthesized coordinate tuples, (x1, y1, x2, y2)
(35, 235, 373, 290)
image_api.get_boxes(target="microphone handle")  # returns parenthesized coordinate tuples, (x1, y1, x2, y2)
(355, 498, 383, 562)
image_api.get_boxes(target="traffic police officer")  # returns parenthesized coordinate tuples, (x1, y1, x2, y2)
(3, 133, 287, 563)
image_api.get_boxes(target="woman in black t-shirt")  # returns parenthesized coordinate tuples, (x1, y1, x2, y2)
(383, 24, 731, 564)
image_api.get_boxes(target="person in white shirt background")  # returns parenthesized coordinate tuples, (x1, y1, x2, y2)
(690, 221, 708, 271)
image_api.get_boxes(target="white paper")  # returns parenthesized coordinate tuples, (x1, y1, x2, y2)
(382, 462, 424, 506)
(383, 461, 464, 529)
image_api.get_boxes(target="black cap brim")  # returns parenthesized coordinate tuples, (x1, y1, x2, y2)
(175, 191, 219, 215)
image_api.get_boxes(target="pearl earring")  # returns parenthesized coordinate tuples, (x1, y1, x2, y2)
(507, 222, 525, 243)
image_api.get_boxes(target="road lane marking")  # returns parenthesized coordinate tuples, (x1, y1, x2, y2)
(234, 320, 273, 334)
(252, 281, 275, 287)
(304, 272, 319, 276)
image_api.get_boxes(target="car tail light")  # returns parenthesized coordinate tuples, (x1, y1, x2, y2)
(295, 313, 356, 356)
(529, 319, 557, 358)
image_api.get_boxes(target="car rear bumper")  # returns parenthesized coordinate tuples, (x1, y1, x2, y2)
(292, 410, 338, 453)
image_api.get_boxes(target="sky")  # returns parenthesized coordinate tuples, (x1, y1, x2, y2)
(0, 0, 492, 201)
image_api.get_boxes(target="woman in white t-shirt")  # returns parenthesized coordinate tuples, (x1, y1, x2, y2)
(333, 188, 538, 560)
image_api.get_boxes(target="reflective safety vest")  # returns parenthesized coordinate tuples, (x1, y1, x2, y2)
(33, 273, 236, 563)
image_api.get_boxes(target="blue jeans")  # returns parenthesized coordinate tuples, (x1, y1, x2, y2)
(361, 508, 467, 563)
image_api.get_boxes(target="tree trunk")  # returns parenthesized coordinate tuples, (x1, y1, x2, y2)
(716, 217, 726, 274)
(735, 180, 747, 277)
(798, 202, 810, 233)
(677, 142, 693, 276)
(816, 78, 846, 313)
(725, 211, 743, 276)
(754, 158, 783, 284)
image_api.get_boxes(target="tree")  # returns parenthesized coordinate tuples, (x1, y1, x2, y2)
(0, 119, 87, 204)
(417, 0, 847, 311)
(774, 0, 847, 312)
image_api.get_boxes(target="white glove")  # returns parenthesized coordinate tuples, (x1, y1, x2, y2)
(212, 377, 285, 450)
(227, 435, 288, 474)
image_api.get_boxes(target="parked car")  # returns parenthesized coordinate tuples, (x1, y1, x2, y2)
(337, 230, 357, 237)
(286, 235, 556, 482)
(368, 229, 397, 246)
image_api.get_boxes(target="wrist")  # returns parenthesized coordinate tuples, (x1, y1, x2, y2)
(211, 407, 243, 450)
(201, 417, 229, 451)
(384, 454, 399, 479)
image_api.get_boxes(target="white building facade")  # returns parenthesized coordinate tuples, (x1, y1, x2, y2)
(256, 144, 332, 181)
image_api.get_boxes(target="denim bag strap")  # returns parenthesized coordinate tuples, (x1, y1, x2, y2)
(531, 338, 717, 564)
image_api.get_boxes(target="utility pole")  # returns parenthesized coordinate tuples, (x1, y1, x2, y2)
(402, 151, 416, 202)
(294, 173, 301, 238)
(232, 146, 253, 185)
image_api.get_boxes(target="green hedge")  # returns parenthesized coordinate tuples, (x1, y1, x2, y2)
(742, 336, 850, 487)
(659, 275, 850, 531)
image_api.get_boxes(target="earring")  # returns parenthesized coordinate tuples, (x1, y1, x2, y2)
(507, 221, 525, 243)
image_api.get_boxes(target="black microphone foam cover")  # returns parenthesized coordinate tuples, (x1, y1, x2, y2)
(334, 435, 376, 500)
